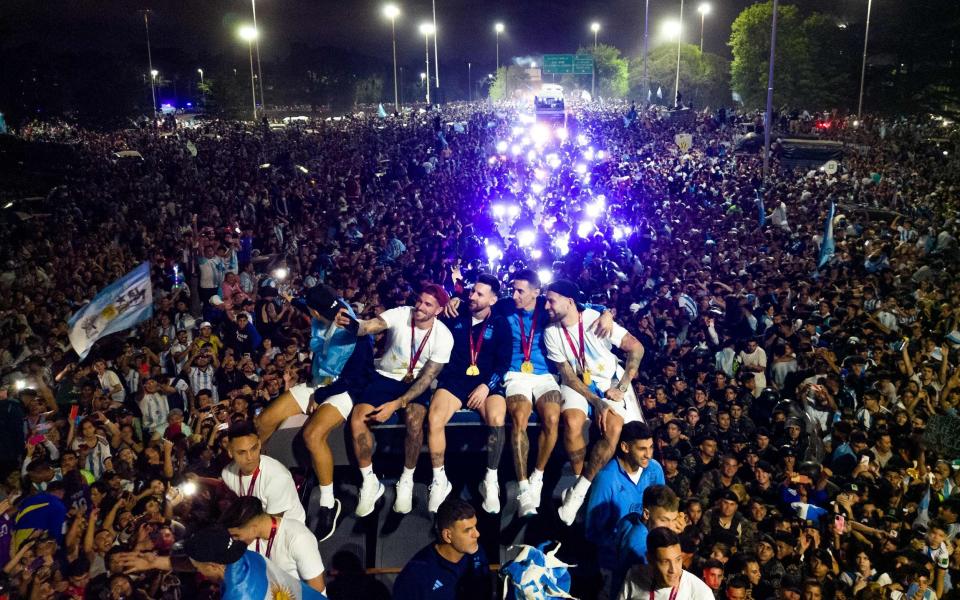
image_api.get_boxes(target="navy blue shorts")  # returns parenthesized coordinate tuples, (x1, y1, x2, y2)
(435, 375, 506, 406)
(361, 372, 433, 408)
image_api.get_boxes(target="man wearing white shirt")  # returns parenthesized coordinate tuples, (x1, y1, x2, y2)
(220, 421, 306, 523)
(618, 527, 715, 600)
(138, 377, 174, 439)
(93, 359, 125, 405)
(223, 496, 326, 594)
(543, 280, 645, 526)
(738, 339, 767, 397)
(336, 284, 453, 516)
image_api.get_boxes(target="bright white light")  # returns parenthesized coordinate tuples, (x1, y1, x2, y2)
(591, 22, 601, 33)
(488, 156, 497, 165)
(2, 202, 13, 209)
(419, 22, 435, 36)
(554, 234, 570, 256)
(494, 22, 505, 33)
(577, 134, 589, 146)
(518, 114, 535, 125)
(507, 205, 520, 218)
(531, 182, 544, 195)
(383, 4, 401, 20)
(697, 3, 711, 16)
(556, 127, 568, 141)
(661, 19, 681, 40)
(534, 168, 547, 181)
(238, 25, 259, 42)
(623, 225, 633, 235)
(492, 204, 506, 218)
(272, 267, 289, 281)
(575, 163, 588, 175)
(586, 203, 602, 219)
(521, 136, 531, 146)
(531, 62, 537, 68)
(181, 481, 198, 496)
(546, 153, 561, 169)
(538, 268, 553, 284)
(531, 249, 543, 259)
(613, 227, 624, 241)
(518, 230, 536, 247)
(852, 120, 860, 127)
(496, 140, 508, 153)
(511, 144, 522, 156)
(14, 379, 26, 391)
(525, 197, 537, 208)
(530, 124, 550, 146)
(945, 150, 951, 156)
(296, 165, 309, 173)
(597, 150, 606, 160)
(526, 149, 537, 162)
(596, 195, 606, 207)
(486, 243, 502, 261)
(150, 69, 159, 78)
(583, 147, 595, 161)
(512, 126, 525, 136)
(577, 221, 594, 238)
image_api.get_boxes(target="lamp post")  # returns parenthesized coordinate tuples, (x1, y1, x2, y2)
(141, 9, 157, 118)
(197, 68, 204, 85)
(674, 0, 684, 107)
(857, 0, 873, 119)
(431, 0, 440, 88)
(762, 0, 780, 184)
(494, 22, 504, 71)
(643, 0, 650, 104)
(697, 3, 711, 52)
(467, 62, 472, 101)
(419, 22, 434, 104)
(238, 25, 259, 122)
(249, 0, 265, 113)
(590, 22, 600, 99)
(383, 4, 401, 112)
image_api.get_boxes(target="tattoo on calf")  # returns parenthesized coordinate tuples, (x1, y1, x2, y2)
(356, 432, 373, 462)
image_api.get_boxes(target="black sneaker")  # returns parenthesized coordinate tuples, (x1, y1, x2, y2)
(315, 499, 342, 543)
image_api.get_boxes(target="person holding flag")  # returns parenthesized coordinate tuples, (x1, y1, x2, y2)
(818, 201, 836, 269)
(336, 284, 453, 517)
(426, 273, 512, 514)
(68, 262, 153, 360)
(541, 279, 646, 526)
(253, 283, 373, 541)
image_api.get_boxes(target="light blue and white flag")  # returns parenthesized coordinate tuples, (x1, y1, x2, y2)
(818, 201, 836, 269)
(68, 262, 153, 359)
(791, 501, 828, 524)
(502, 542, 575, 599)
(656, 86, 663, 99)
(756, 189, 766, 227)
(377, 103, 388, 118)
(223, 551, 327, 600)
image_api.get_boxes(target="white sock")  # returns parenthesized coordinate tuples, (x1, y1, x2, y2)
(485, 468, 498, 481)
(573, 476, 592, 496)
(518, 479, 530, 493)
(530, 469, 544, 483)
(432, 466, 447, 483)
(319, 483, 335, 509)
(400, 467, 416, 483)
(360, 465, 375, 480)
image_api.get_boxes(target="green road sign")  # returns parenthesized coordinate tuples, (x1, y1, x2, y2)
(542, 54, 593, 75)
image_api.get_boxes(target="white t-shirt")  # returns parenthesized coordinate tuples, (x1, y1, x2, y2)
(544, 309, 629, 387)
(98, 369, 126, 404)
(618, 568, 715, 600)
(247, 516, 324, 581)
(221, 455, 306, 523)
(738, 347, 767, 395)
(139, 392, 170, 434)
(374, 306, 453, 381)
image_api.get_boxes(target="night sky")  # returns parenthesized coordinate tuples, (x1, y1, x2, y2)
(2, 0, 867, 72)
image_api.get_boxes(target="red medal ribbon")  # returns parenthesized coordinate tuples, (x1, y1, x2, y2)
(468, 318, 490, 369)
(407, 318, 433, 379)
(560, 312, 587, 376)
(239, 466, 261, 497)
(516, 305, 540, 364)
(649, 573, 681, 600)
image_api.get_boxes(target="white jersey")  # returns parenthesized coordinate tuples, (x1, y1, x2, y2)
(246, 516, 324, 582)
(618, 568, 715, 600)
(221, 455, 306, 523)
(544, 309, 629, 387)
(374, 306, 453, 381)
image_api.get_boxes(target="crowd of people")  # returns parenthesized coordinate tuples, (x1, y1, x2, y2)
(0, 95, 958, 600)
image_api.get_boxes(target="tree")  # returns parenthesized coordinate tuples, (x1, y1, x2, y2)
(571, 44, 629, 100)
(729, 1, 852, 110)
(487, 66, 530, 102)
(636, 43, 730, 108)
(354, 75, 384, 105)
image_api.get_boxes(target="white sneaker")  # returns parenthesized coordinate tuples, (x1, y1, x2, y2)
(428, 479, 452, 513)
(517, 488, 538, 517)
(480, 477, 500, 514)
(529, 475, 543, 509)
(393, 477, 414, 514)
(558, 486, 586, 526)
(355, 477, 384, 518)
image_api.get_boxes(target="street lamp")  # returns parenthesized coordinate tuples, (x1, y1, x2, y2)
(197, 68, 204, 84)
(238, 25, 259, 121)
(249, 0, 265, 112)
(669, 0, 685, 107)
(642, 0, 651, 104)
(431, 0, 440, 88)
(697, 3, 711, 52)
(383, 4, 401, 112)
(494, 22, 504, 71)
(589, 22, 601, 99)
(419, 22, 434, 104)
(857, 0, 873, 119)
(141, 9, 157, 118)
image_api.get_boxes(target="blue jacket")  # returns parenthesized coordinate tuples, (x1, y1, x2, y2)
(393, 544, 491, 600)
(585, 458, 665, 570)
(300, 300, 359, 383)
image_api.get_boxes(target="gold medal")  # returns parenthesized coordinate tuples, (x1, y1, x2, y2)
(402, 373, 414, 384)
(582, 369, 592, 386)
(466, 365, 480, 376)
(521, 361, 534, 373)
(319, 376, 333, 386)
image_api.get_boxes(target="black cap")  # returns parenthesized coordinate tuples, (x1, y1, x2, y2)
(304, 284, 343, 321)
(718, 489, 740, 503)
(183, 526, 247, 564)
(547, 279, 582, 302)
(755, 460, 775, 473)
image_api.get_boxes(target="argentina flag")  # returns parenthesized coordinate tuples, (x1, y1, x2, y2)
(817, 202, 836, 269)
(223, 551, 327, 600)
(67, 262, 153, 359)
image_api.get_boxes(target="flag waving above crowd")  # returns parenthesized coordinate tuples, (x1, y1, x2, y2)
(67, 262, 153, 359)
